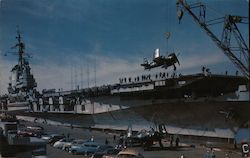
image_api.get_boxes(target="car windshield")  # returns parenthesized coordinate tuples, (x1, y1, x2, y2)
(84, 144, 98, 148)
(59, 138, 66, 142)
(73, 140, 85, 144)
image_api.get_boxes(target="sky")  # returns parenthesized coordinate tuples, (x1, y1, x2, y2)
(0, 0, 249, 94)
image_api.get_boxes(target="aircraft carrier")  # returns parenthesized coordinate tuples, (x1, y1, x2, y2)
(0, 28, 249, 143)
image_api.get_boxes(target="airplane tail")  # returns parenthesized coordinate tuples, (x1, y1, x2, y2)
(127, 124, 132, 138)
(154, 48, 160, 59)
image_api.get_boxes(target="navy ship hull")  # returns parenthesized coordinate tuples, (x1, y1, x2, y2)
(12, 100, 249, 129)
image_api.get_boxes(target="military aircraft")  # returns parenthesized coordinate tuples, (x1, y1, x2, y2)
(125, 124, 168, 148)
(141, 48, 180, 70)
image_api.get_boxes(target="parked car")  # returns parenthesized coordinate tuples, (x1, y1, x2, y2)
(41, 133, 65, 145)
(117, 149, 144, 158)
(27, 126, 44, 137)
(17, 129, 36, 137)
(41, 134, 52, 143)
(69, 141, 109, 155)
(53, 138, 75, 149)
(62, 139, 86, 152)
(48, 134, 66, 145)
(17, 125, 44, 137)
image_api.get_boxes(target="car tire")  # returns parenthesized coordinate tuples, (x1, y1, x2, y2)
(84, 151, 88, 156)
(65, 147, 69, 152)
(71, 150, 76, 155)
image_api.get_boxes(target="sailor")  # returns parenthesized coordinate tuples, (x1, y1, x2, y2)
(3, 98, 7, 110)
(203, 150, 210, 158)
(206, 68, 210, 74)
(129, 77, 131, 83)
(159, 138, 163, 148)
(90, 136, 94, 142)
(0, 128, 3, 136)
(113, 135, 116, 143)
(236, 71, 239, 76)
(202, 66, 205, 74)
(105, 138, 109, 145)
(210, 148, 216, 158)
(124, 140, 128, 147)
(233, 139, 237, 149)
(119, 133, 124, 146)
(175, 136, 180, 147)
(170, 135, 173, 146)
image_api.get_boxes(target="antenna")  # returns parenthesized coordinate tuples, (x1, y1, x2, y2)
(94, 58, 96, 87)
(165, 0, 173, 55)
(80, 64, 83, 89)
(74, 64, 77, 90)
(87, 61, 89, 88)
(70, 64, 73, 90)
(165, 32, 171, 54)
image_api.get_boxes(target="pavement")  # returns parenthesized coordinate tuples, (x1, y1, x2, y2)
(20, 120, 244, 158)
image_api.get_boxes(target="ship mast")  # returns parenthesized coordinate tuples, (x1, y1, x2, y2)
(15, 27, 25, 69)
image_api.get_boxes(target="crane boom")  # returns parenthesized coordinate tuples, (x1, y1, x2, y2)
(176, 0, 249, 79)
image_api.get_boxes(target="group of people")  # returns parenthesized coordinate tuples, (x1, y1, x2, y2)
(202, 66, 240, 76)
(119, 71, 182, 84)
(169, 135, 180, 147)
(202, 66, 211, 75)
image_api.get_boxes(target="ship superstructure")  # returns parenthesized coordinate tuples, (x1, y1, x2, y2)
(7, 28, 37, 102)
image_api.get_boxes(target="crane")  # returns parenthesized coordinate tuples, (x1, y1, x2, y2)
(176, 0, 249, 79)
